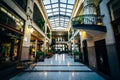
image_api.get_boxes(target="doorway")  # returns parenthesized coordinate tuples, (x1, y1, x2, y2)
(95, 39, 110, 76)
(82, 40, 89, 65)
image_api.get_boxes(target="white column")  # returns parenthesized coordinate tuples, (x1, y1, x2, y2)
(45, 23, 47, 35)
(68, 31, 70, 41)
(49, 31, 52, 45)
(21, 0, 34, 60)
(35, 39, 38, 57)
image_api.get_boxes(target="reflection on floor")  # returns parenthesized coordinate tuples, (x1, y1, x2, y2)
(10, 54, 105, 80)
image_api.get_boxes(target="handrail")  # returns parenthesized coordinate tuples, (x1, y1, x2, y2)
(72, 14, 104, 26)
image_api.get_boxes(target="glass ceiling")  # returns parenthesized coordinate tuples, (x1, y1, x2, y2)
(43, 0, 76, 29)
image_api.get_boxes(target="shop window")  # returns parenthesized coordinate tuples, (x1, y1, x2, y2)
(0, 5, 24, 32)
(0, 43, 11, 62)
(33, 4, 45, 32)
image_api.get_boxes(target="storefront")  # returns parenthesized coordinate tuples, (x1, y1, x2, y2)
(29, 28, 44, 59)
(0, 4, 24, 63)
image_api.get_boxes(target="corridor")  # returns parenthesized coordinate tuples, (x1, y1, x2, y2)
(10, 54, 105, 80)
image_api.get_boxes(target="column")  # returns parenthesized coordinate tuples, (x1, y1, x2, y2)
(72, 37, 75, 54)
(45, 23, 47, 35)
(21, 21, 31, 60)
(49, 31, 52, 45)
(21, 0, 34, 60)
(35, 39, 38, 57)
(43, 37, 47, 51)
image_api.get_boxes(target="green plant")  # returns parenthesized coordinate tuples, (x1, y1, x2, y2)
(74, 51, 79, 55)
(36, 51, 45, 61)
(48, 49, 53, 53)
(36, 19, 45, 27)
(36, 51, 44, 57)
(47, 33, 50, 38)
(36, 19, 45, 32)
(69, 50, 72, 53)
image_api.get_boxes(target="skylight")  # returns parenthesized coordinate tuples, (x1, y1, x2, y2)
(43, 0, 76, 29)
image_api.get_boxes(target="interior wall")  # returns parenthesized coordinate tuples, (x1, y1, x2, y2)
(100, 0, 120, 79)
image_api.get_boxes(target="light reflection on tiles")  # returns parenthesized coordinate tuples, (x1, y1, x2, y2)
(10, 54, 105, 80)
(36, 54, 84, 66)
(10, 72, 105, 80)
(34, 66, 91, 71)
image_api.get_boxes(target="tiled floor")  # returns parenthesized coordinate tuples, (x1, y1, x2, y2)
(10, 54, 106, 80)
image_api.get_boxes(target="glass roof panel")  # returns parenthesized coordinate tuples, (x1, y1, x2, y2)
(48, 13, 53, 16)
(60, 8, 65, 12)
(60, 0, 67, 3)
(67, 9, 72, 13)
(68, 0, 75, 4)
(67, 5, 73, 9)
(47, 9, 52, 13)
(52, 4, 58, 8)
(45, 5, 51, 9)
(43, 0, 76, 29)
(53, 12, 59, 15)
(43, 0, 50, 5)
(60, 18, 64, 20)
(55, 18, 59, 20)
(66, 13, 71, 16)
(65, 18, 69, 21)
(60, 4, 66, 8)
(51, 25, 55, 26)
(53, 8, 59, 12)
(51, 20, 55, 22)
(55, 21, 59, 23)
(52, 24, 55, 26)
(60, 12, 65, 15)
(51, 0, 58, 3)
(53, 27, 67, 29)
(50, 19, 54, 21)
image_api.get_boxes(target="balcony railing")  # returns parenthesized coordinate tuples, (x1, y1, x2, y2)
(72, 14, 104, 25)
(72, 14, 106, 32)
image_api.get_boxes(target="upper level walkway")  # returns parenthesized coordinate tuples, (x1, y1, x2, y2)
(10, 54, 106, 80)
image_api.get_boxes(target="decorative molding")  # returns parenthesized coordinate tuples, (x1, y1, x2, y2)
(28, 6, 33, 13)
(31, 0, 34, 3)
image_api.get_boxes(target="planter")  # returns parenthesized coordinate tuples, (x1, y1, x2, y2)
(74, 55, 80, 62)
(36, 51, 45, 62)
(39, 55, 44, 61)
(74, 51, 82, 62)
(46, 50, 54, 58)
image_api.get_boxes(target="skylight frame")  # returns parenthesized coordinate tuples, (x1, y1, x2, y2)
(43, 0, 75, 29)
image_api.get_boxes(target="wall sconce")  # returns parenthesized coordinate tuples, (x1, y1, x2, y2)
(28, 25, 34, 33)
(23, 37, 28, 41)
(79, 30, 82, 36)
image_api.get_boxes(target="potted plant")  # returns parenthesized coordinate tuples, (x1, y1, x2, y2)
(74, 51, 80, 62)
(68, 50, 72, 56)
(46, 49, 54, 58)
(36, 51, 45, 62)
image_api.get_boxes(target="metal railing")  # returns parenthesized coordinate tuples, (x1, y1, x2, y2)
(72, 14, 104, 26)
